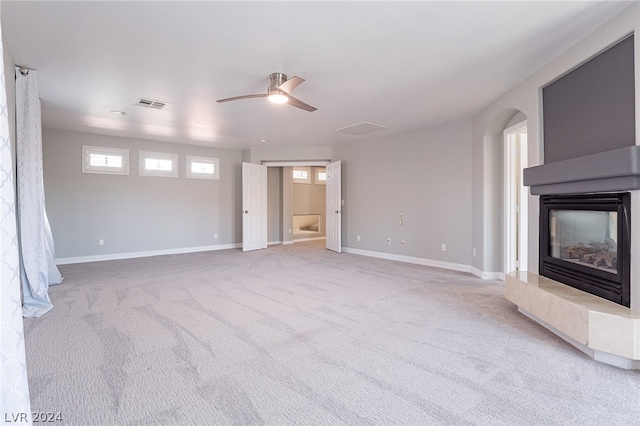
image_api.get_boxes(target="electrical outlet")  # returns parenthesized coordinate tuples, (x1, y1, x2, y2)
(472, 248, 477, 257)
(401, 240, 405, 246)
(441, 243, 447, 252)
(357, 235, 361, 241)
(99, 239, 104, 246)
(288, 229, 292, 234)
(214, 232, 218, 239)
(387, 238, 391, 245)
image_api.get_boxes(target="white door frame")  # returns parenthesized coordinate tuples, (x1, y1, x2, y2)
(503, 121, 528, 274)
(263, 160, 332, 245)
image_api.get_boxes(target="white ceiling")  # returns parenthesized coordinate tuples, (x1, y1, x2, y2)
(1, 1, 634, 149)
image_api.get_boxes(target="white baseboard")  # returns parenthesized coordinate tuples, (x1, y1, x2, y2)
(342, 247, 469, 274)
(469, 267, 504, 280)
(57, 243, 504, 282)
(342, 247, 501, 280)
(293, 236, 326, 243)
(56, 243, 242, 265)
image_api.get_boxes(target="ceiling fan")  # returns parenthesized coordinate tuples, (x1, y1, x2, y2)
(216, 73, 317, 112)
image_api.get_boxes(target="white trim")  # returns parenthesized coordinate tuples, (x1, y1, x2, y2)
(262, 160, 331, 167)
(293, 236, 326, 243)
(503, 121, 528, 275)
(56, 243, 241, 265)
(282, 241, 295, 245)
(268, 240, 282, 246)
(293, 166, 311, 184)
(139, 151, 178, 177)
(343, 247, 502, 280)
(82, 145, 129, 175)
(186, 155, 220, 180)
(469, 266, 504, 281)
(315, 167, 327, 185)
(344, 247, 470, 274)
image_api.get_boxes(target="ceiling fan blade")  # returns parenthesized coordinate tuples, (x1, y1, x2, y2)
(287, 95, 317, 112)
(216, 94, 268, 103)
(277, 76, 305, 94)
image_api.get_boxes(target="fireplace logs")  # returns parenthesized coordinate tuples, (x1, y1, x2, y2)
(565, 239, 617, 269)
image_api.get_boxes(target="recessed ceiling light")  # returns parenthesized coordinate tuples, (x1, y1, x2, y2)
(111, 110, 127, 115)
(259, 139, 268, 143)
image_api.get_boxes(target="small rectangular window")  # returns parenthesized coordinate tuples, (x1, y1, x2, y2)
(293, 167, 311, 184)
(82, 145, 129, 175)
(186, 155, 220, 180)
(139, 151, 178, 177)
(316, 168, 327, 184)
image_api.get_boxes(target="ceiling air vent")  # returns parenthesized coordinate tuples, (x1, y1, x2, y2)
(337, 121, 387, 136)
(136, 98, 168, 110)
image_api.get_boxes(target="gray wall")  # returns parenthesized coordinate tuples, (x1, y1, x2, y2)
(42, 128, 243, 258)
(267, 166, 282, 243)
(3, 29, 15, 172)
(333, 119, 473, 265)
(281, 166, 294, 244)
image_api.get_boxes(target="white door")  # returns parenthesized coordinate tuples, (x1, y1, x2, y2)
(326, 161, 341, 253)
(242, 162, 268, 252)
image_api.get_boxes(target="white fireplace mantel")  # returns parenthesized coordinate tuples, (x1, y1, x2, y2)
(505, 271, 640, 369)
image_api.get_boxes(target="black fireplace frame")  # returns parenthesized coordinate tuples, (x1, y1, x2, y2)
(539, 192, 631, 307)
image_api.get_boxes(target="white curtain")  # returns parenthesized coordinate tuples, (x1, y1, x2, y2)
(15, 67, 63, 318)
(0, 13, 33, 425)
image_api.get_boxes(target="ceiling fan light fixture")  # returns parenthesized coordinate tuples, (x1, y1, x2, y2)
(268, 92, 288, 104)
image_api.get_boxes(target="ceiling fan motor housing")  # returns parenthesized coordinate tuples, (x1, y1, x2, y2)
(269, 73, 288, 90)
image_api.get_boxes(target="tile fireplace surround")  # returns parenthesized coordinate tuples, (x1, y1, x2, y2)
(519, 144, 640, 369)
(505, 271, 640, 370)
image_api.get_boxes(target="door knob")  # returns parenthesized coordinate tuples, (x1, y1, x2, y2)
(244, 210, 249, 214)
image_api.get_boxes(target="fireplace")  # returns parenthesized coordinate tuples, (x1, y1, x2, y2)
(539, 193, 630, 307)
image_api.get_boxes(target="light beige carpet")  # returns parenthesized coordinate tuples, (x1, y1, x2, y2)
(23, 241, 640, 425)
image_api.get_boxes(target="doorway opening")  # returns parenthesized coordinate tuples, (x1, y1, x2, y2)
(244, 160, 341, 253)
(292, 166, 326, 243)
(503, 122, 528, 274)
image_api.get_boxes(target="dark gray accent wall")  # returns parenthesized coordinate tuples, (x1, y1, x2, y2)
(43, 129, 243, 258)
(542, 34, 635, 163)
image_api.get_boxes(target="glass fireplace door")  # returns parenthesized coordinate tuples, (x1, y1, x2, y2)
(549, 210, 618, 273)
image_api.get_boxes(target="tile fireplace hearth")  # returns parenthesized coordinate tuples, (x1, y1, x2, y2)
(505, 271, 640, 369)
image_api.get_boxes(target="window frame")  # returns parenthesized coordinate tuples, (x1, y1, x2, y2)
(293, 166, 311, 184)
(82, 145, 129, 175)
(186, 155, 220, 180)
(139, 151, 179, 178)
(315, 167, 327, 185)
